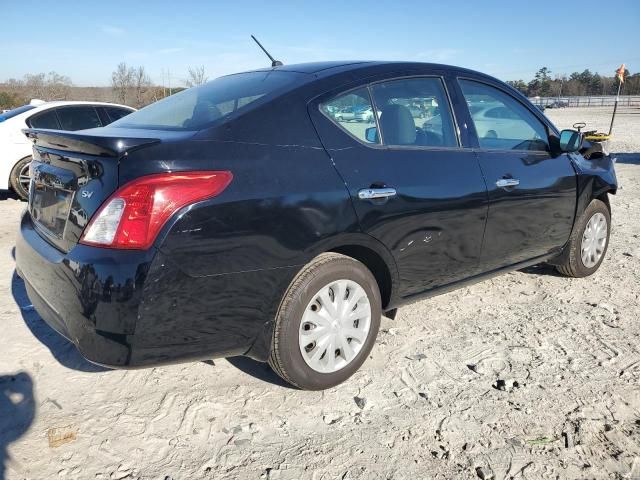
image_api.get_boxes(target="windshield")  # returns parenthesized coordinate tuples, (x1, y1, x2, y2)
(0, 104, 36, 122)
(111, 71, 305, 131)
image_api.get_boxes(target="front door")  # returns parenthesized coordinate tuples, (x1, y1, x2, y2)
(456, 79, 577, 270)
(310, 75, 488, 298)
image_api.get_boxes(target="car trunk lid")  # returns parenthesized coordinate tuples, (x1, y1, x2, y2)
(23, 128, 162, 252)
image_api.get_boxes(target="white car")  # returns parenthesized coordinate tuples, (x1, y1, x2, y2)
(423, 103, 540, 147)
(0, 100, 135, 200)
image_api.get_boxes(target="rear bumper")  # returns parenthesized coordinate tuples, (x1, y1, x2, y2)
(16, 211, 299, 367)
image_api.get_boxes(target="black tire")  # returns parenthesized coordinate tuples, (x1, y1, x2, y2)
(556, 199, 611, 278)
(9, 156, 31, 201)
(268, 253, 382, 390)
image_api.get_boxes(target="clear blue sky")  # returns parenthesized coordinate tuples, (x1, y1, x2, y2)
(2, 0, 639, 86)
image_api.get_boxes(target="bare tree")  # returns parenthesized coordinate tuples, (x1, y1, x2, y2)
(20, 71, 72, 101)
(132, 66, 151, 108)
(184, 66, 208, 87)
(44, 72, 72, 100)
(111, 62, 134, 104)
(23, 73, 46, 99)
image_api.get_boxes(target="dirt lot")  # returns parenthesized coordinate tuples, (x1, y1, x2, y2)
(1, 107, 639, 480)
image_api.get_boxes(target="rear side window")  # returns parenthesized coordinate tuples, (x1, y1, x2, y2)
(104, 107, 133, 123)
(56, 106, 102, 131)
(28, 110, 60, 129)
(459, 79, 549, 151)
(370, 77, 458, 147)
(320, 88, 379, 144)
(111, 71, 304, 131)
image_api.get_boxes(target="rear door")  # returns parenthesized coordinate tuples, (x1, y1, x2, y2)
(310, 73, 488, 298)
(455, 78, 577, 270)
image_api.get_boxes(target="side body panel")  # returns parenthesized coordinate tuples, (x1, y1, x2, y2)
(308, 69, 489, 298)
(473, 149, 577, 269)
(447, 76, 578, 270)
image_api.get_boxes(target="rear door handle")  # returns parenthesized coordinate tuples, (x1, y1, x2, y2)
(358, 187, 397, 200)
(496, 178, 520, 189)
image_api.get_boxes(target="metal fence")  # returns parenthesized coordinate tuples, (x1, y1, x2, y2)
(529, 95, 640, 108)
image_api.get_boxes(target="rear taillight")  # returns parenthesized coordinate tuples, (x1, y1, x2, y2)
(80, 171, 233, 250)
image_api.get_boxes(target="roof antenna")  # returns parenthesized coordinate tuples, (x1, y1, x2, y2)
(251, 35, 283, 67)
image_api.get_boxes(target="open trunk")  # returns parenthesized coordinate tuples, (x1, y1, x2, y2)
(23, 129, 161, 252)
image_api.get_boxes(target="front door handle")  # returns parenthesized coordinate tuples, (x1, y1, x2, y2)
(496, 178, 520, 189)
(358, 187, 397, 200)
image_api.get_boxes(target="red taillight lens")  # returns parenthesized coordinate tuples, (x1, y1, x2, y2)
(80, 171, 233, 250)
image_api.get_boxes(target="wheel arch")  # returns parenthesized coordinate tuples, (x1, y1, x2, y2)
(328, 244, 394, 309)
(245, 234, 400, 362)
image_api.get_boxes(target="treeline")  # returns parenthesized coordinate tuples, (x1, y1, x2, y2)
(3, 64, 639, 110)
(0, 63, 209, 110)
(507, 67, 640, 97)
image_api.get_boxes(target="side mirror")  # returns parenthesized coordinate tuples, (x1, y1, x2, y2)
(365, 126, 378, 143)
(559, 129, 583, 153)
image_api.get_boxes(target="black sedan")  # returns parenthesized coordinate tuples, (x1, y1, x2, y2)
(16, 61, 617, 390)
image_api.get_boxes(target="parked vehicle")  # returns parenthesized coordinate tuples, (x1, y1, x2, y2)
(353, 106, 381, 123)
(334, 106, 356, 122)
(546, 100, 569, 109)
(0, 101, 135, 200)
(16, 61, 617, 390)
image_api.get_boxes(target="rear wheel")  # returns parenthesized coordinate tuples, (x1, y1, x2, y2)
(269, 253, 382, 390)
(556, 199, 610, 277)
(10, 156, 32, 201)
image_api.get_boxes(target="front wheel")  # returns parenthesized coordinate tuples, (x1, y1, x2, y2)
(556, 199, 611, 277)
(10, 156, 32, 201)
(269, 253, 382, 390)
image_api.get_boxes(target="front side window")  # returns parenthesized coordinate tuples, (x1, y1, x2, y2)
(111, 71, 304, 131)
(459, 79, 549, 151)
(56, 106, 102, 131)
(320, 87, 379, 144)
(370, 77, 458, 147)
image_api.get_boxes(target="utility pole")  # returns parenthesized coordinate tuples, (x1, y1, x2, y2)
(609, 64, 625, 136)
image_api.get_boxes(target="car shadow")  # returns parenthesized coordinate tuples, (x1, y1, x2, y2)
(0, 372, 35, 480)
(613, 152, 640, 165)
(11, 271, 109, 373)
(225, 357, 297, 389)
(0, 191, 21, 202)
(519, 263, 563, 277)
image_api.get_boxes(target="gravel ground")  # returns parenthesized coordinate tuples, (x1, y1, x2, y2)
(1, 107, 639, 480)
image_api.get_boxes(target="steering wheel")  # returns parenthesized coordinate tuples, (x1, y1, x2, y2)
(573, 122, 587, 132)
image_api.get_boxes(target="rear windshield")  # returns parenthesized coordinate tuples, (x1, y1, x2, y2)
(0, 104, 36, 122)
(111, 71, 304, 131)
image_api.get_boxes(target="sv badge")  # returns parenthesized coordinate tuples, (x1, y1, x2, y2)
(81, 191, 94, 199)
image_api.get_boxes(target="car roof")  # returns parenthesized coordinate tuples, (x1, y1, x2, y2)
(36, 101, 135, 109)
(245, 60, 490, 79)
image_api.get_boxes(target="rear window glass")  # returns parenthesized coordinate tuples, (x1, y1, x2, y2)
(56, 106, 102, 131)
(105, 107, 133, 123)
(111, 71, 304, 131)
(0, 104, 36, 122)
(28, 109, 60, 129)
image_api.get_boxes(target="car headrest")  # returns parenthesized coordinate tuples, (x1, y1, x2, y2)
(188, 102, 222, 127)
(380, 104, 416, 145)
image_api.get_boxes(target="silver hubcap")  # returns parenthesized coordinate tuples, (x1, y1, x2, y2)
(581, 212, 608, 268)
(19, 162, 31, 193)
(298, 279, 371, 374)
